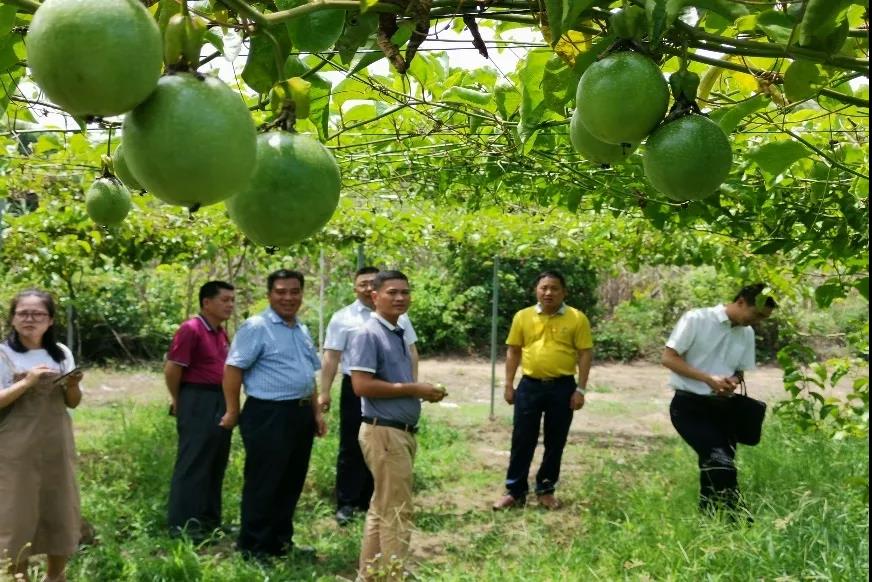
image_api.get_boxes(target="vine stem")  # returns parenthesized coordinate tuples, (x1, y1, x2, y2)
(660, 49, 869, 109)
(3, 0, 39, 11)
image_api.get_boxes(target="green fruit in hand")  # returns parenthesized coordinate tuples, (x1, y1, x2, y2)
(122, 73, 257, 208)
(86, 178, 132, 226)
(112, 144, 143, 191)
(227, 132, 341, 247)
(282, 0, 345, 52)
(569, 112, 637, 166)
(643, 114, 733, 201)
(27, 0, 162, 117)
(576, 51, 669, 145)
(783, 60, 826, 102)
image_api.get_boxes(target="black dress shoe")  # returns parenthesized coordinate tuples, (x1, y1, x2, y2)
(335, 505, 354, 526)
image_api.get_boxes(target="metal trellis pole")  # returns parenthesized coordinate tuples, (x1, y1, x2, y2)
(489, 255, 500, 421)
(318, 247, 326, 355)
(356, 243, 366, 269)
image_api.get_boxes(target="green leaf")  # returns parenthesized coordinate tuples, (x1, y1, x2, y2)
(203, 29, 224, 54)
(708, 93, 768, 134)
(494, 83, 520, 120)
(0, 35, 19, 74)
(755, 9, 796, 45)
(348, 25, 412, 75)
(562, 1, 595, 33)
(518, 50, 552, 143)
(335, 12, 378, 65)
(734, 14, 757, 32)
(751, 238, 786, 255)
(542, 54, 574, 114)
(359, 0, 379, 13)
(746, 140, 809, 177)
(645, 0, 669, 46)
(441, 87, 492, 108)
(341, 100, 390, 124)
(0, 5, 16, 34)
(854, 276, 869, 300)
(686, 0, 749, 21)
(242, 29, 291, 94)
(545, 0, 564, 45)
(814, 283, 847, 308)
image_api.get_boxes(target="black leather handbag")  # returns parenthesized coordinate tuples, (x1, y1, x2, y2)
(730, 377, 767, 446)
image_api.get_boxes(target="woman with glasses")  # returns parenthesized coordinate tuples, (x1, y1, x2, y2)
(0, 289, 83, 582)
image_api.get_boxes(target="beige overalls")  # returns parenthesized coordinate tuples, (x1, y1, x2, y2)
(0, 349, 81, 565)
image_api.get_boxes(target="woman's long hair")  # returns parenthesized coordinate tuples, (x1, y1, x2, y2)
(5, 289, 65, 363)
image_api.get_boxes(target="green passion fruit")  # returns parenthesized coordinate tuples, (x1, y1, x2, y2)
(121, 73, 257, 208)
(27, 0, 162, 117)
(226, 132, 341, 247)
(86, 177, 132, 226)
(569, 112, 638, 166)
(642, 114, 733, 201)
(112, 144, 143, 191)
(576, 51, 670, 145)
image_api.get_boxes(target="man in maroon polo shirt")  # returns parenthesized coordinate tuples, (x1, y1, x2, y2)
(165, 281, 235, 538)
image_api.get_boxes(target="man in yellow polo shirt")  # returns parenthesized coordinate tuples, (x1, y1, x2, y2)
(493, 270, 593, 511)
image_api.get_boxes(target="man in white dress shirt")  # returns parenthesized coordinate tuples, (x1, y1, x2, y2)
(662, 283, 776, 517)
(319, 267, 420, 526)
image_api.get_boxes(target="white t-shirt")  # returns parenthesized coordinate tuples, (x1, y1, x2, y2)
(324, 300, 417, 375)
(0, 342, 75, 388)
(665, 304, 756, 396)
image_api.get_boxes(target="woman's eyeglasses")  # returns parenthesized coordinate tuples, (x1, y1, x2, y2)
(14, 311, 50, 321)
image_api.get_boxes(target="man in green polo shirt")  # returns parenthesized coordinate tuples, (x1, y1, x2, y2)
(493, 270, 594, 511)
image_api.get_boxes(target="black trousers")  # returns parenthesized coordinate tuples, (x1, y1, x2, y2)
(336, 374, 374, 509)
(237, 396, 315, 556)
(167, 384, 232, 533)
(670, 390, 740, 512)
(505, 376, 576, 498)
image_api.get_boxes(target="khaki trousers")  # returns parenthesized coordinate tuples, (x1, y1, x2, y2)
(358, 423, 417, 580)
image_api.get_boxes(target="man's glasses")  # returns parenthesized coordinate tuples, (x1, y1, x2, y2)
(14, 311, 50, 321)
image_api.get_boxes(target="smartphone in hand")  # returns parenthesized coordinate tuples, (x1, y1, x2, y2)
(53, 367, 82, 385)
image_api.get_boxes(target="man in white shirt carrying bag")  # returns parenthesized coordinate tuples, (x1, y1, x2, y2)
(662, 283, 777, 519)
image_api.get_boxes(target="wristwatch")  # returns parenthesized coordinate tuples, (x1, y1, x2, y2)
(575, 387, 587, 396)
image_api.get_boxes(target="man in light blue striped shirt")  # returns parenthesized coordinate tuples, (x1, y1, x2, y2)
(220, 269, 326, 561)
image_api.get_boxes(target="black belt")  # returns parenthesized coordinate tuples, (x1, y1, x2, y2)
(181, 382, 222, 391)
(522, 375, 574, 383)
(247, 395, 312, 407)
(361, 416, 418, 434)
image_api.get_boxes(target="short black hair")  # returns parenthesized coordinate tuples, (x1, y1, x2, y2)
(355, 266, 380, 279)
(533, 270, 566, 289)
(734, 283, 777, 309)
(373, 270, 408, 291)
(199, 281, 234, 308)
(267, 269, 305, 292)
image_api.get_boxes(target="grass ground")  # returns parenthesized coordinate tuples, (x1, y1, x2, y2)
(7, 361, 869, 581)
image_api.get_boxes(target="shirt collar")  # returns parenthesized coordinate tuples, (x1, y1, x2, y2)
(714, 304, 730, 325)
(372, 312, 399, 331)
(352, 299, 373, 314)
(196, 314, 223, 333)
(265, 307, 298, 327)
(535, 303, 566, 315)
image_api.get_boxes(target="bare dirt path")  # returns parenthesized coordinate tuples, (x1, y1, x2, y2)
(79, 358, 788, 439)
